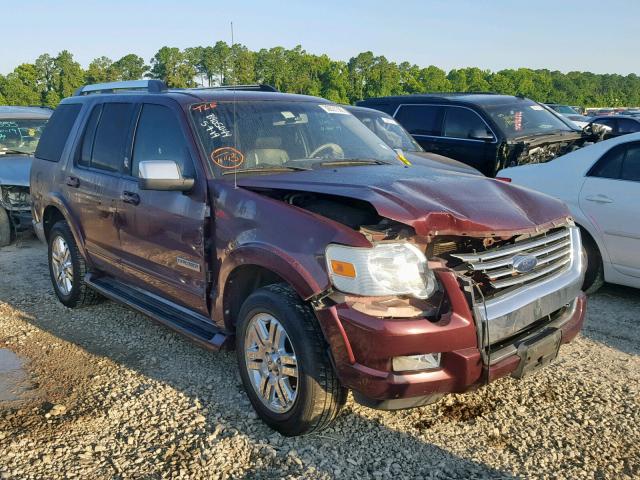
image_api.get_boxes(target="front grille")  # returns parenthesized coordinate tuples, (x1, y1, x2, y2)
(451, 227, 573, 295)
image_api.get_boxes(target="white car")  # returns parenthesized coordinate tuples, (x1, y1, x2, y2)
(497, 132, 640, 293)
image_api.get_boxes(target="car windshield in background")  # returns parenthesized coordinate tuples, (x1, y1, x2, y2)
(484, 101, 573, 138)
(0, 118, 49, 154)
(350, 110, 423, 152)
(190, 101, 399, 176)
(552, 105, 579, 115)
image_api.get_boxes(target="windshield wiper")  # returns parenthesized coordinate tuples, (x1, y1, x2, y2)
(221, 165, 310, 175)
(0, 148, 32, 155)
(318, 159, 394, 167)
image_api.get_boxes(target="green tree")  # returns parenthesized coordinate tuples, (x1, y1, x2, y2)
(1, 67, 41, 105)
(418, 66, 451, 92)
(53, 50, 85, 98)
(149, 47, 196, 88)
(227, 43, 255, 85)
(86, 56, 118, 84)
(112, 54, 148, 80)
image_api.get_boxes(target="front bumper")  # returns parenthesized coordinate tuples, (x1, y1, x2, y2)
(33, 219, 46, 243)
(5, 209, 33, 233)
(316, 241, 586, 409)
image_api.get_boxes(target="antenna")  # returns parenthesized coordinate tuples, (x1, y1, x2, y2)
(231, 21, 238, 190)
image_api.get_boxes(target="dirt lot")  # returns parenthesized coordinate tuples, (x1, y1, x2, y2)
(0, 238, 638, 479)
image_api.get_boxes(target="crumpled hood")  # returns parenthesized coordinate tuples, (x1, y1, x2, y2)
(235, 164, 570, 237)
(403, 151, 482, 175)
(0, 155, 32, 187)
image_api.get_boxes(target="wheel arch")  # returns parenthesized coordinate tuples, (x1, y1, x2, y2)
(215, 245, 330, 331)
(41, 197, 88, 261)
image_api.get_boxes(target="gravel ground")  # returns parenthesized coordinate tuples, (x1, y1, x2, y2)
(0, 237, 638, 479)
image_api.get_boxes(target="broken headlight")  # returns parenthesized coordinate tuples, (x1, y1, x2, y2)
(0, 185, 31, 210)
(325, 243, 437, 299)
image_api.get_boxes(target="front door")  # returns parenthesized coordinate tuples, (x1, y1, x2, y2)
(66, 102, 135, 274)
(440, 106, 495, 175)
(579, 141, 640, 278)
(117, 102, 209, 315)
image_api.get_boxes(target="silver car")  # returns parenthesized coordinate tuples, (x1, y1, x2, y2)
(0, 106, 51, 246)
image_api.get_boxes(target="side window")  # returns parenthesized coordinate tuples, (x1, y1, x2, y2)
(394, 105, 442, 136)
(78, 104, 102, 167)
(588, 145, 625, 179)
(34, 103, 81, 162)
(617, 118, 640, 134)
(91, 103, 135, 173)
(442, 107, 490, 139)
(132, 104, 193, 178)
(621, 143, 640, 182)
(594, 118, 616, 129)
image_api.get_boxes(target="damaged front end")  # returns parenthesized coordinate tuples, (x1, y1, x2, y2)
(499, 124, 607, 169)
(0, 184, 33, 234)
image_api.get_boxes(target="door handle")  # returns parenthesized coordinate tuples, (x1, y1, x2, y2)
(122, 191, 140, 206)
(66, 176, 80, 188)
(585, 194, 613, 204)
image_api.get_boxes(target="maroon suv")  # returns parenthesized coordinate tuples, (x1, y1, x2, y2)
(30, 80, 587, 436)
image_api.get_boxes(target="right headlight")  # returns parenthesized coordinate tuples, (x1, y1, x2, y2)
(325, 242, 437, 299)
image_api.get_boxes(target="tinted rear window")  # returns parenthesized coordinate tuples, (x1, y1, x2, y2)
(442, 107, 489, 139)
(34, 104, 81, 162)
(588, 145, 624, 179)
(617, 118, 640, 134)
(394, 105, 441, 136)
(622, 143, 640, 182)
(91, 103, 135, 172)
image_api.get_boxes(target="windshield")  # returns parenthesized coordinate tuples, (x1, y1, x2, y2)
(190, 101, 399, 176)
(0, 118, 49, 154)
(484, 100, 573, 138)
(349, 109, 423, 152)
(551, 105, 578, 115)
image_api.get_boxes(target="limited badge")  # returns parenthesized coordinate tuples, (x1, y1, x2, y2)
(177, 257, 201, 272)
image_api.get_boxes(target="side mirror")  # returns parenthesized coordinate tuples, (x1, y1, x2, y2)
(138, 160, 195, 191)
(469, 128, 494, 141)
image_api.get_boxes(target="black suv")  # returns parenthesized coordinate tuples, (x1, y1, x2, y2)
(357, 93, 598, 176)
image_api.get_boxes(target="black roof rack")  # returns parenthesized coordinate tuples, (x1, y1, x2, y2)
(74, 80, 168, 96)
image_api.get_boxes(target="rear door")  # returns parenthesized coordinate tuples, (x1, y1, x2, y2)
(440, 106, 495, 174)
(616, 118, 640, 136)
(393, 104, 444, 153)
(117, 101, 209, 315)
(579, 141, 640, 278)
(66, 102, 135, 274)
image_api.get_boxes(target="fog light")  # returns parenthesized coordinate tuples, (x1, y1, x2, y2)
(392, 353, 441, 372)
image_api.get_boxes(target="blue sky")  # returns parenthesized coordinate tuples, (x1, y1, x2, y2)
(2, 0, 639, 75)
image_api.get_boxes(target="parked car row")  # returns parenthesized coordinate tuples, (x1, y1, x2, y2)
(0, 106, 52, 246)
(356, 93, 603, 176)
(17, 79, 591, 435)
(1, 80, 636, 436)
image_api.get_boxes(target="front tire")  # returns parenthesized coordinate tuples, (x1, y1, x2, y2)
(581, 231, 604, 294)
(236, 283, 347, 436)
(0, 207, 12, 247)
(48, 221, 102, 308)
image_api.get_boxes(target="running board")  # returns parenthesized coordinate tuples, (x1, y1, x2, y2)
(85, 273, 230, 351)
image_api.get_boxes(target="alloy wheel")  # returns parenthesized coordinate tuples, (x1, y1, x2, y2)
(244, 313, 299, 413)
(51, 235, 73, 295)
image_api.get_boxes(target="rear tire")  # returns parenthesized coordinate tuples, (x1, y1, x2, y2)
(236, 283, 347, 436)
(581, 230, 604, 294)
(48, 220, 102, 308)
(0, 207, 12, 247)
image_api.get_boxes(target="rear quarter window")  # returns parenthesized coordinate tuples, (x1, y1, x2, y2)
(34, 104, 82, 162)
(394, 105, 442, 136)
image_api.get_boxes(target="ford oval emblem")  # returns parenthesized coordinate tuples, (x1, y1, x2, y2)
(512, 254, 538, 273)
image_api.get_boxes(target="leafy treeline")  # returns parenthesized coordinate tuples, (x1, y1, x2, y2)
(1, 43, 639, 108)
